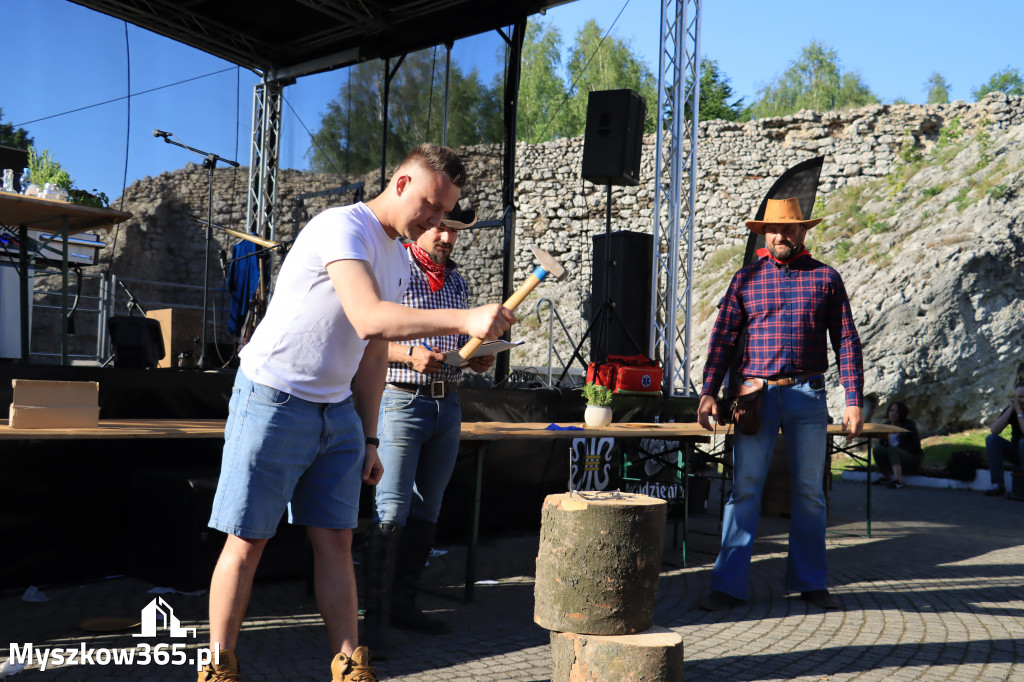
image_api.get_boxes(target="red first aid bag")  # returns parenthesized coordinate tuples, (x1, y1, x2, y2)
(586, 354, 663, 395)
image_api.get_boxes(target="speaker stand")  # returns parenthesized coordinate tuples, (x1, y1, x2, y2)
(558, 183, 646, 385)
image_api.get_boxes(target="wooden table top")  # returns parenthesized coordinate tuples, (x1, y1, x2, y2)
(459, 421, 904, 440)
(0, 418, 226, 439)
(0, 419, 904, 441)
(0, 193, 132, 235)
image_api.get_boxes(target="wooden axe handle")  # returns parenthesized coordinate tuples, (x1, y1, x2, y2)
(458, 271, 544, 360)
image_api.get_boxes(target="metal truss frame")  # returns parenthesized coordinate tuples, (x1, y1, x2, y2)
(246, 77, 285, 242)
(651, 0, 701, 396)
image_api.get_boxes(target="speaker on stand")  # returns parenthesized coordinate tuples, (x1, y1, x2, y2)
(561, 90, 647, 381)
(581, 89, 646, 186)
(591, 231, 652, 362)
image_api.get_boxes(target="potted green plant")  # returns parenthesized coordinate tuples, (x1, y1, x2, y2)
(25, 146, 73, 200)
(582, 382, 613, 428)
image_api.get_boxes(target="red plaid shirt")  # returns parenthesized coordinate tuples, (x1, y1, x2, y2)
(700, 249, 864, 407)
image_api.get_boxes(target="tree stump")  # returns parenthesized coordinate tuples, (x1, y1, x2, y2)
(534, 491, 667, 634)
(550, 626, 684, 682)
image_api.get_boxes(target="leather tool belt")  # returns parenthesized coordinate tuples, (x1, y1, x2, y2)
(763, 373, 824, 387)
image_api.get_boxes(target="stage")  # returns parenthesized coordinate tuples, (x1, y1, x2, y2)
(0, 363, 698, 590)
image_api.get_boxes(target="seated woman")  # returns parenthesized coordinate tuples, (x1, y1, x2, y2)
(874, 401, 923, 489)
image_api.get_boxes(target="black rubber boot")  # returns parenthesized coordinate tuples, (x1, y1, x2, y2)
(361, 522, 402, 659)
(391, 517, 450, 634)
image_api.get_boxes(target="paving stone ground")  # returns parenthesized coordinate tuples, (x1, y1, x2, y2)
(2, 478, 1022, 681)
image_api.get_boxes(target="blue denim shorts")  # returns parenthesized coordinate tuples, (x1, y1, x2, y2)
(209, 370, 364, 538)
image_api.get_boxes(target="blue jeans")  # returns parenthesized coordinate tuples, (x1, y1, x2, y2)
(711, 380, 830, 599)
(985, 434, 1023, 487)
(210, 370, 365, 538)
(374, 386, 462, 526)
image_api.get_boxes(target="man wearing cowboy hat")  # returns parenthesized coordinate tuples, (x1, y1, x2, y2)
(362, 201, 493, 655)
(696, 196, 864, 612)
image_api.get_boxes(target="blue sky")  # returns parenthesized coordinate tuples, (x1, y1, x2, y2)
(3, 0, 1021, 200)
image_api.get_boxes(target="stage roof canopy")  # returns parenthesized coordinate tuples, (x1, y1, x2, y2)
(71, 0, 571, 80)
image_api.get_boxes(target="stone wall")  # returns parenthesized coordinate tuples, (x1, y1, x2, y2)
(31, 93, 1024, 434)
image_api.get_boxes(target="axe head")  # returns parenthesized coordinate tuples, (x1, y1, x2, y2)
(530, 246, 567, 281)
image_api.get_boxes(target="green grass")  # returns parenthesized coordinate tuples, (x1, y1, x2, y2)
(831, 427, 990, 475)
(919, 428, 989, 467)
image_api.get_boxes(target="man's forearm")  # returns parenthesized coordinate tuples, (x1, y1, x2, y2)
(388, 341, 415, 365)
(352, 340, 388, 438)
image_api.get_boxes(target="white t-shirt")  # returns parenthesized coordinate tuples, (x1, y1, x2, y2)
(239, 203, 409, 403)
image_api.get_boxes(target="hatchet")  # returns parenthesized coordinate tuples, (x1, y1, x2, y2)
(458, 246, 567, 361)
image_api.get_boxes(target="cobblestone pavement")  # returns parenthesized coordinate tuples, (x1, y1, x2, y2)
(2, 478, 1022, 681)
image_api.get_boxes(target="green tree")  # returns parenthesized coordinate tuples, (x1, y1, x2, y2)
(565, 20, 657, 136)
(518, 21, 573, 143)
(749, 41, 878, 118)
(925, 72, 951, 104)
(972, 66, 1024, 99)
(0, 108, 33, 149)
(688, 58, 744, 121)
(517, 19, 657, 142)
(308, 48, 502, 177)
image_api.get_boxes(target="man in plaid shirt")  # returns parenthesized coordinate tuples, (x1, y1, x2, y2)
(696, 197, 864, 612)
(362, 202, 494, 654)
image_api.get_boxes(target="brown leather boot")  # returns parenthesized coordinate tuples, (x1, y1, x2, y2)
(330, 646, 377, 682)
(197, 648, 241, 682)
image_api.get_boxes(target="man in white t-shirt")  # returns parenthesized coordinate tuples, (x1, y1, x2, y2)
(199, 144, 514, 682)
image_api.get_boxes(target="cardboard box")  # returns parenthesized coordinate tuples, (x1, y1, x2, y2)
(9, 404, 101, 429)
(12, 379, 99, 407)
(9, 379, 100, 429)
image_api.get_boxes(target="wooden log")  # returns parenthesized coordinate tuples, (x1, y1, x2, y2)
(550, 626, 684, 682)
(534, 491, 667, 635)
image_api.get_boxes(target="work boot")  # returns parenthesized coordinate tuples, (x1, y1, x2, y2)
(800, 589, 841, 610)
(698, 590, 744, 611)
(197, 648, 241, 682)
(391, 517, 450, 634)
(361, 523, 402, 658)
(330, 646, 377, 682)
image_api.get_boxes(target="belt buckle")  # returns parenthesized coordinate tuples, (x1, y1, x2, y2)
(430, 381, 445, 399)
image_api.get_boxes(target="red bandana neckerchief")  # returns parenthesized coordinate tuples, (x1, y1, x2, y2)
(406, 242, 447, 292)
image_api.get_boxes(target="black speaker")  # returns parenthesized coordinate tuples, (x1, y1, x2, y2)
(108, 316, 165, 368)
(581, 89, 646, 186)
(591, 231, 652, 362)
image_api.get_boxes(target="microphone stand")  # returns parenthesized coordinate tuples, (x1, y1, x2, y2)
(118, 280, 147, 317)
(156, 131, 239, 369)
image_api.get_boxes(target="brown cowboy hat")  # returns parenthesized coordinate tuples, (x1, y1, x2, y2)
(440, 201, 477, 229)
(745, 197, 822, 235)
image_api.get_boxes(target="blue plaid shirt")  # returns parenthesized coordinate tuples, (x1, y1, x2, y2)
(386, 251, 470, 385)
(701, 250, 864, 407)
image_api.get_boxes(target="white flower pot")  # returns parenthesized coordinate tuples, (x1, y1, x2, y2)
(584, 405, 613, 428)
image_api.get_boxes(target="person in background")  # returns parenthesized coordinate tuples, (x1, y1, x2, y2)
(872, 401, 922, 489)
(362, 202, 493, 656)
(696, 196, 864, 613)
(983, 382, 1024, 497)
